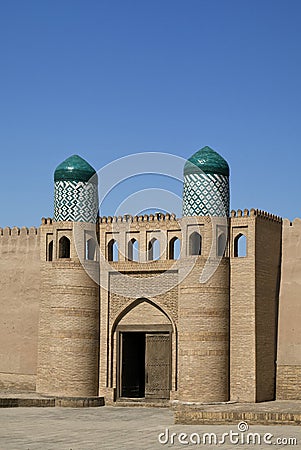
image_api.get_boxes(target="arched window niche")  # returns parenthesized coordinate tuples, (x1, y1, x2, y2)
(234, 233, 247, 257)
(217, 233, 227, 257)
(128, 238, 139, 262)
(189, 232, 202, 256)
(148, 238, 160, 261)
(47, 240, 53, 261)
(169, 237, 180, 260)
(59, 236, 70, 259)
(86, 238, 97, 261)
(108, 239, 119, 262)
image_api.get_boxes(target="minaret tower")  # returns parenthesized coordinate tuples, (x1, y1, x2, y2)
(183, 145, 230, 217)
(36, 155, 100, 398)
(54, 155, 99, 222)
(178, 146, 230, 403)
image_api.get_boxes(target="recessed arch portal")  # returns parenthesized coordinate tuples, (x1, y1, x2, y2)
(112, 297, 176, 334)
(112, 298, 175, 401)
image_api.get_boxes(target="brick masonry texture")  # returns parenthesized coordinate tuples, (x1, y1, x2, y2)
(277, 366, 301, 400)
(0, 227, 40, 391)
(0, 209, 300, 407)
(277, 218, 301, 400)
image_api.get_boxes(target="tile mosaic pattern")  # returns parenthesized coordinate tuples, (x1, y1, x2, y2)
(183, 173, 229, 217)
(54, 181, 99, 223)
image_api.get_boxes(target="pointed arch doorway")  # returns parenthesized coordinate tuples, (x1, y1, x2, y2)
(115, 299, 173, 400)
(118, 328, 171, 399)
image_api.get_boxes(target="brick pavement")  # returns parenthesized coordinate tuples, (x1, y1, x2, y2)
(0, 406, 301, 450)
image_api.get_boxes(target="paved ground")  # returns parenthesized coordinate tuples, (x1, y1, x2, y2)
(0, 406, 300, 450)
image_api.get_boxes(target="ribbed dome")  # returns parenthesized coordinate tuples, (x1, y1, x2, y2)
(54, 155, 97, 183)
(184, 146, 229, 177)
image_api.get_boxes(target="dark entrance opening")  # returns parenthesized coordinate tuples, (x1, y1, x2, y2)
(121, 332, 145, 398)
(119, 331, 171, 400)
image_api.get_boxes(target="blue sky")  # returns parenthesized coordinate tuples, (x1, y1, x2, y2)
(0, 0, 301, 226)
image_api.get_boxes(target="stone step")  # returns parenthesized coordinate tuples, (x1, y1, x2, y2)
(112, 398, 170, 408)
(0, 396, 104, 408)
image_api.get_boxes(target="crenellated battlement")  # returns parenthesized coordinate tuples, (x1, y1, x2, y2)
(230, 208, 255, 218)
(230, 208, 282, 223)
(41, 217, 53, 225)
(282, 217, 301, 228)
(39, 210, 286, 226)
(98, 212, 177, 224)
(0, 226, 39, 237)
(40, 213, 178, 226)
(255, 209, 282, 223)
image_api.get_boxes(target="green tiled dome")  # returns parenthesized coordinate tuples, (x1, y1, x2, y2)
(184, 146, 229, 177)
(54, 155, 97, 183)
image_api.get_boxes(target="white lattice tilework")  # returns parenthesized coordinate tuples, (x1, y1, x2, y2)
(54, 181, 99, 223)
(183, 173, 229, 217)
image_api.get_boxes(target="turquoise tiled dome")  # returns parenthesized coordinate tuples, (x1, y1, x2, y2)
(183, 146, 230, 217)
(184, 146, 229, 177)
(54, 155, 98, 223)
(54, 155, 97, 183)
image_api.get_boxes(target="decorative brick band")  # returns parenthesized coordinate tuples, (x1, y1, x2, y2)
(179, 349, 228, 357)
(174, 409, 301, 425)
(51, 307, 96, 318)
(180, 308, 228, 318)
(181, 332, 228, 342)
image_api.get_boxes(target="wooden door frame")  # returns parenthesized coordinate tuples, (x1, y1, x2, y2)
(145, 333, 172, 399)
(116, 324, 172, 400)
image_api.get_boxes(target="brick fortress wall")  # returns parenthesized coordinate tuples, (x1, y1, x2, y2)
(277, 218, 301, 399)
(0, 226, 40, 392)
(1, 207, 301, 403)
(230, 209, 282, 402)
